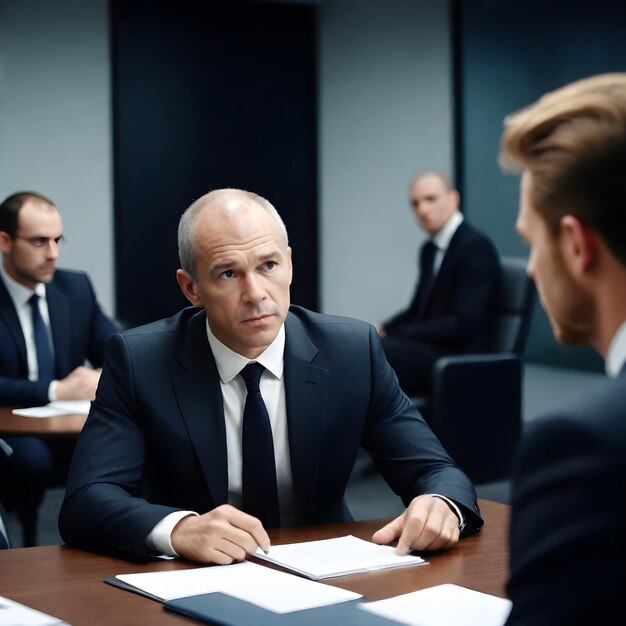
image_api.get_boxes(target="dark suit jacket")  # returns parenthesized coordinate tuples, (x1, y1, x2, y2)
(59, 305, 483, 562)
(0, 269, 120, 406)
(384, 221, 500, 351)
(506, 369, 626, 625)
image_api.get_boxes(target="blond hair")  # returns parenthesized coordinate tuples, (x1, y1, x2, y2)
(500, 73, 626, 265)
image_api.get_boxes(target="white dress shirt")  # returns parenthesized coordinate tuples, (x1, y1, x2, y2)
(431, 211, 464, 274)
(605, 319, 626, 377)
(0, 264, 57, 400)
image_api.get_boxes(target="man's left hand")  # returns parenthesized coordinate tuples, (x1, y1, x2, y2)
(371, 495, 460, 554)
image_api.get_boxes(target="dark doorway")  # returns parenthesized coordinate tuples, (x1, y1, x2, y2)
(112, 0, 318, 327)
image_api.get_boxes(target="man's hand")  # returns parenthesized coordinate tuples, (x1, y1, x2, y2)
(372, 495, 460, 554)
(56, 366, 101, 400)
(171, 504, 271, 564)
(377, 323, 387, 338)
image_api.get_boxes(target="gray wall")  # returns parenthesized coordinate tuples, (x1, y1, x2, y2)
(0, 0, 452, 329)
(318, 0, 453, 324)
(0, 0, 114, 316)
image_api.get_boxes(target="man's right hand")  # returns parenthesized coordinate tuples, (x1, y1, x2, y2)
(171, 504, 271, 564)
(56, 366, 101, 400)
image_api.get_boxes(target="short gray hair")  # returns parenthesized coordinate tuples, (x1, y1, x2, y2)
(177, 188, 289, 280)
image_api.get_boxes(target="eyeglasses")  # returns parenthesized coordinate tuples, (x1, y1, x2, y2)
(14, 235, 65, 249)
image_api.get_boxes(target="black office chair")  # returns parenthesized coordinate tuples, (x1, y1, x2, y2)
(417, 256, 535, 483)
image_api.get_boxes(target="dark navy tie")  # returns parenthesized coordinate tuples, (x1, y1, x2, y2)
(240, 363, 280, 528)
(28, 293, 55, 381)
(416, 240, 438, 318)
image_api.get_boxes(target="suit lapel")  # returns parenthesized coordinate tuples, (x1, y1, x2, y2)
(46, 279, 71, 377)
(0, 276, 28, 370)
(171, 310, 229, 506)
(283, 313, 329, 515)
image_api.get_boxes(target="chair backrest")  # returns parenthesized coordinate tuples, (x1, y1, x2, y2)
(488, 256, 535, 356)
(432, 353, 522, 483)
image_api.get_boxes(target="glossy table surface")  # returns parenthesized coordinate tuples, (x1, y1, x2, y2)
(0, 405, 86, 436)
(0, 499, 509, 625)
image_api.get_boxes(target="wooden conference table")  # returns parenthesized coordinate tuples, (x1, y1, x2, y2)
(0, 406, 87, 437)
(0, 499, 509, 625)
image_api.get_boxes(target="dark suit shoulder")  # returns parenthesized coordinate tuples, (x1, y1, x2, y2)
(121, 307, 202, 337)
(522, 372, 626, 454)
(49, 268, 93, 288)
(288, 304, 370, 330)
(450, 220, 498, 255)
(287, 306, 373, 346)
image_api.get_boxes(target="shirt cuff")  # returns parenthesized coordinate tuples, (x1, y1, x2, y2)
(145, 510, 198, 557)
(48, 380, 58, 402)
(429, 494, 465, 531)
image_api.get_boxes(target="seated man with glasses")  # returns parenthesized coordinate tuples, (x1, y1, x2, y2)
(0, 191, 119, 545)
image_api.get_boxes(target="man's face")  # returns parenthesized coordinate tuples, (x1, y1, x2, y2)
(409, 175, 459, 235)
(0, 200, 63, 289)
(517, 173, 593, 346)
(177, 198, 293, 359)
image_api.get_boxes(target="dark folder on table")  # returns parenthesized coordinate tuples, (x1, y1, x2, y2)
(164, 592, 400, 626)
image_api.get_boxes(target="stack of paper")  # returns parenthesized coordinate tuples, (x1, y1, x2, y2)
(254, 535, 426, 580)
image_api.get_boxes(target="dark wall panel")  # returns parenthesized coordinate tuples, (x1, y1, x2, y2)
(112, 0, 318, 327)
(457, 0, 626, 371)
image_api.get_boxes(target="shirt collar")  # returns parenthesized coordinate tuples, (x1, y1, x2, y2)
(0, 262, 46, 307)
(432, 211, 463, 251)
(605, 319, 626, 377)
(206, 321, 285, 383)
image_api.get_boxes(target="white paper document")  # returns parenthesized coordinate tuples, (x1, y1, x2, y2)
(359, 584, 512, 626)
(12, 400, 91, 418)
(254, 535, 426, 580)
(0, 596, 69, 626)
(115, 560, 361, 614)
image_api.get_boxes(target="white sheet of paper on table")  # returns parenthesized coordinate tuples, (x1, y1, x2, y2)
(12, 400, 91, 418)
(0, 596, 69, 626)
(115, 560, 361, 614)
(359, 583, 512, 626)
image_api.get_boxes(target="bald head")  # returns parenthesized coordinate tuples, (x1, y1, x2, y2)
(409, 173, 460, 235)
(411, 172, 453, 192)
(175, 187, 293, 358)
(178, 189, 288, 280)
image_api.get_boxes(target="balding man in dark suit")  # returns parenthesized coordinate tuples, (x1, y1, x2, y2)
(380, 173, 500, 395)
(60, 188, 483, 564)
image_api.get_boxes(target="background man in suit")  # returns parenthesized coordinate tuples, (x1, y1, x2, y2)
(60, 188, 483, 564)
(500, 73, 626, 625)
(0, 191, 119, 545)
(380, 173, 500, 395)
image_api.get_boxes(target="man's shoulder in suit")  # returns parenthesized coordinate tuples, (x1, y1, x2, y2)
(46, 267, 97, 301)
(524, 370, 626, 450)
(452, 220, 498, 254)
(288, 304, 370, 330)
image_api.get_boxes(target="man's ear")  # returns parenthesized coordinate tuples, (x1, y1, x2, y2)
(176, 269, 202, 306)
(559, 215, 600, 276)
(0, 231, 11, 255)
